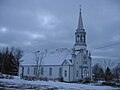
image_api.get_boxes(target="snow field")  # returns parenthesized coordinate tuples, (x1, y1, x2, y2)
(0, 76, 119, 90)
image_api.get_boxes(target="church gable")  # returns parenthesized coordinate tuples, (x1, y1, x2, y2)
(62, 59, 71, 65)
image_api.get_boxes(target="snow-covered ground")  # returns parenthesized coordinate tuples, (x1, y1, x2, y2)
(0, 76, 119, 90)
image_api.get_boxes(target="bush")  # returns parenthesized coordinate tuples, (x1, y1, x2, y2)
(22, 76, 64, 82)
(57, 77, 64, 82)
(82, 77, 91, 83)
(102, 81, 116, 86)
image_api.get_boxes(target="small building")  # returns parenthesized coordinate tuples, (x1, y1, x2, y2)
(19, 8, 92, 82)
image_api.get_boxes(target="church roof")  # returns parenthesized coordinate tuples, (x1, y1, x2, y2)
(21, 49, 72, 66)
(43, 51, 72, 65)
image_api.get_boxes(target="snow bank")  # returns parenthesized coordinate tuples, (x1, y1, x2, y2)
(0, 77, 119, 90)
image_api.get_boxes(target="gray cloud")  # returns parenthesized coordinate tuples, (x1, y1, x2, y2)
(0, 0, 120, 64)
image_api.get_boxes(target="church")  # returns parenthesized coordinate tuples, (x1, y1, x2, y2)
(19, 8, 92, 82)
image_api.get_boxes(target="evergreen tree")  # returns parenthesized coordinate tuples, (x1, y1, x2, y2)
(99, 68, 104, 79)
(0, 47, 23, 75)
(92, 63, 104, 80)
(105, 67, 113, 81)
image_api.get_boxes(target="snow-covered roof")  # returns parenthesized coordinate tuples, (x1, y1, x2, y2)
(21, 49, 72, 65)
(42, 51, 72, 65)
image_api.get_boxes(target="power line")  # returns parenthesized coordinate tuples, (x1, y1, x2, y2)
(92, 42, 120, 51)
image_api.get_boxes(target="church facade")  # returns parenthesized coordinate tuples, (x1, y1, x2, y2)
(19, 8, 92, 82)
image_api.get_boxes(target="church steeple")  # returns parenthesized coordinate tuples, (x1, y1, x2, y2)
(77, 6, 84, 30)
(74, 6, 87, 50)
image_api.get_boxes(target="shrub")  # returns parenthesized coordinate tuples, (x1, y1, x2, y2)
(102, 81, 116, 86)
(82, 77, 91, 83)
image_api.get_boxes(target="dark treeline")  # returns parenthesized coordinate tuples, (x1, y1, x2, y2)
(0, 47, 23, 75)
(93, 63, 120, 82)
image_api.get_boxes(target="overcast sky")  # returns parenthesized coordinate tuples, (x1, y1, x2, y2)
(0, 0, 120, 65)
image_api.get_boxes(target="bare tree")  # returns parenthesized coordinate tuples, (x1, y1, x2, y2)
(34, 49, 47, 78)
(112, 63, 120, 82)
(99, 58, 116, 71)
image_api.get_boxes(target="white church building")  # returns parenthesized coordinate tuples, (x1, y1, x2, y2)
(19, 8, 92, 82)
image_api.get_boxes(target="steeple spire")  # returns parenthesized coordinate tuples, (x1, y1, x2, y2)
(74, 6, 86, 48)
(77, 5, 84, 29)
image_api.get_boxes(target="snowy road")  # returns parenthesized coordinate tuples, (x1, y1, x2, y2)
(0, 77, 119, 90)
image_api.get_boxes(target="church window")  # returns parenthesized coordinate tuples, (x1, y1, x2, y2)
(83, 58, 87, 64)
(64, 61, 67, 65)
(82, 36, 84, 43)
(34, 67, 36, 75)
(83, 60, 87, 64)
(84, 69, 87, 76)
(49, 68, 52, 76)
(77, 35, 79, 42)
(83, 61, 87, 64)
(84, 35, 85, 43)
(84, 55, 86, 59)
(80, 36, 82, 42)
(21, 67, 24, 75)
(41, 67, 44, 75)
(76, 71, 78, 77)
(76, 62, 78, 64)
(27, 67, 29, 75)
(64, 70, 67, 77)
(59, 68, 62, 76)
(83, 55, 87, 64)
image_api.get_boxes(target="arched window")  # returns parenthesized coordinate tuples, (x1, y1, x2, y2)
(80, 36, 82, 42)
(64, 70, 67, 77)
(77, 35, 79, 42)
(34, 67, 36, 75)
(41, 67, 44, 75)
(27, 67, 29, 75)
(84, 69, 88, 77)
(84, 35, 85, 43)
(49, 68, 52, 76)
(76, 71, 78, 77)
(83, 55, 87, 64)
